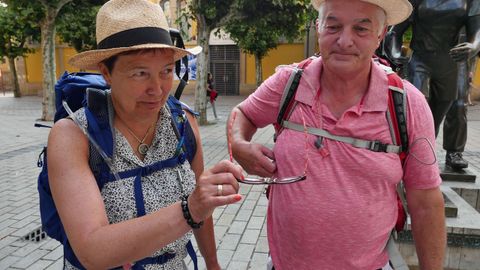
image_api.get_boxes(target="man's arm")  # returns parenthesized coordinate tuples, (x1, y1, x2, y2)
(406, 186, 446, 270)
(228, 106, 276, 177)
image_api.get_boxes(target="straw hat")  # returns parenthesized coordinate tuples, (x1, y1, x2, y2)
(311, 0, 412, 25)
(69, 0, 201, 70)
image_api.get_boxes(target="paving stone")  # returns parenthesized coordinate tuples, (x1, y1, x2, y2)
(218, 234, 241, 251)
(216, 249, 234, 269)
(247, 216, 265, 230)
(11, 249, 49, 268)
(240, 200, 256, 211)
(228, 221, 247, 235)
(254, 237, 269, 253)
(228, 260, 249, 270)
(213, 225, 229, 245)
(42, 245, 63, 261)
(0, 255, 21, 269)
(232, 244, 255, 262)
(0, 245, 18, 260)
(0, 236, 18, 249)
(249, 252, 268, 270)
(25, 259, 54, 270)
(11, 243, 40, 257)
(224, 203, 241, 215)
(240, 229, 261, 245)
(245, 192, 262, 202)
(216, 213, 236, 226)
(260, 225, 267, 237)
(235, 209, 253, 222)
(39, 238, 61, 251)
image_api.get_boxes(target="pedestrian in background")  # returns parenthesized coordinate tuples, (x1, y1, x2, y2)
(207, 72, 219, 119)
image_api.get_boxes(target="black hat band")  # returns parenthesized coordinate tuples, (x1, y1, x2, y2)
(98, 27, 173, 49)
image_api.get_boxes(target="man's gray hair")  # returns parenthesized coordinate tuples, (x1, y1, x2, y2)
(316, 1, 387, 35)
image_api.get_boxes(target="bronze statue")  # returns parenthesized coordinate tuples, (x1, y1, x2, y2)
(384, 0, 480, 170)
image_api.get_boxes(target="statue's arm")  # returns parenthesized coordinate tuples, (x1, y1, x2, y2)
(383, 18, 412, 66)
(466, 15, 480, 56)
(450, 15, 480, 61)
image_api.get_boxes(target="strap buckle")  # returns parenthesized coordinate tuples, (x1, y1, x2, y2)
(368, 140, 388, 152)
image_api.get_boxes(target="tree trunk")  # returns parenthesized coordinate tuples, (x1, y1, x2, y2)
(194, 15, 210, 125)
(39, 0, 72, 121)
(255, 54, 263, 86)
(7, 57, 21, 98)
(40, 10, 57, 121)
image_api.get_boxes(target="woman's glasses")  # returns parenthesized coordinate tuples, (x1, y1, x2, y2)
(227, 110, 308, 185)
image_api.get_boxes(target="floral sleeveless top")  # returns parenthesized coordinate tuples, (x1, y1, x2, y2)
(65, 104, 196, 270)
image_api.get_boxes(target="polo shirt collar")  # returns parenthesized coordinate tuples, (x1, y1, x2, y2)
(295, 57, 389, 113)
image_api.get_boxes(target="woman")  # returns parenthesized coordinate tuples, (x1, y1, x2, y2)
(47, 0, 242, 269)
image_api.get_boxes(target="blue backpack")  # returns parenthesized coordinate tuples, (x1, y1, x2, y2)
(36, 71, 199, 269)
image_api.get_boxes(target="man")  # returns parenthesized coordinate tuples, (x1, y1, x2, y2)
(228, 0, 446, 269)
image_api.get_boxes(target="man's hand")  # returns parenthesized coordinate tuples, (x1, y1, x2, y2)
(449, 42, 475, 62)
(232, 140, 276, 178)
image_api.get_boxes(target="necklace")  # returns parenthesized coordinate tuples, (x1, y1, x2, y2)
(119, 119, 155, 155)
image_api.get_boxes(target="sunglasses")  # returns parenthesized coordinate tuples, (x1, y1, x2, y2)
(227, 110, 308, 185)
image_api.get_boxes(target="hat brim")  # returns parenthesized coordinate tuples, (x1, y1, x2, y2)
(311, 0, 412, 25)
(69, 44, 202, 70)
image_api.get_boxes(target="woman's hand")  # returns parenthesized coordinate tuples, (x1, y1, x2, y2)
(187, 160, 243, 223)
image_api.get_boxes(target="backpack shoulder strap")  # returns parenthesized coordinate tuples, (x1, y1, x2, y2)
(166, 95, 197, 164)
(274, 56, 317, 140)
(381, 65, 410, 232)
(384, 69, 408, 163)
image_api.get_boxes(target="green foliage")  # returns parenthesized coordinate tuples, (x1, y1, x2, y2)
(0, 4, 40, 59)
(184, 0, 236, 34)
(225, 0, 310, 59)
(57, 1, 104, 52)
(403, 26, 413, 44)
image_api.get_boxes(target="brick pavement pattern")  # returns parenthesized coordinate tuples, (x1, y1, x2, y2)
(0, 92, 479, 269)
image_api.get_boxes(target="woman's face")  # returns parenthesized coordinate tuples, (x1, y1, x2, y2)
(100, 49, 175, 119)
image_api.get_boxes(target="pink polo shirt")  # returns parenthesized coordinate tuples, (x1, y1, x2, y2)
(240, 57, 441, 269)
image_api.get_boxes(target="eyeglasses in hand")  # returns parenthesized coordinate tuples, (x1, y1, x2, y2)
(227, 110, 308, 185)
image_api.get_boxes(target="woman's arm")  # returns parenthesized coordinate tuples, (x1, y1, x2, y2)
(185, 112, 226, 270)
(48, 118, 241, 269)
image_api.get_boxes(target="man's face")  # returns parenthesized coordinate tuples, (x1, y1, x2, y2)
(99, 49, 175, 119)
(317, 0, 386, 75)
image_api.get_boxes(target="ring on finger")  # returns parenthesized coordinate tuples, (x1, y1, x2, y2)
(217, 184, 223, 196)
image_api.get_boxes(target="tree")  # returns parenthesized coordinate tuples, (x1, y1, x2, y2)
(7, 0, 74, 120)
(37, 0, 75, 121)
(56, 1, 106, 52)
(7, 0, 104, 120)
(0, 4, 40, 97)
(225, 0, 310, 86)
(185, 0, 235, 125)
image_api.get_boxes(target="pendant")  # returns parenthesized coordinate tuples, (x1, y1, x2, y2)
(138, 143, 149, 155)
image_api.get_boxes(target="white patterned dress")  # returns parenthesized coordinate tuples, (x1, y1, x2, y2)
(65, 103, 196, 270)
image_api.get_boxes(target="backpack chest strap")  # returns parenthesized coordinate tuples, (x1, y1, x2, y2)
(283, 120, 401, 154)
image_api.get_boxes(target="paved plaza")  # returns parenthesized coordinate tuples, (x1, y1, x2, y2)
(0, 92, 479, 269)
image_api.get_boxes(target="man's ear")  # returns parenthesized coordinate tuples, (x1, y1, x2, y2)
(379, 25, 388, 42)
(98, 63, 112, 85)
